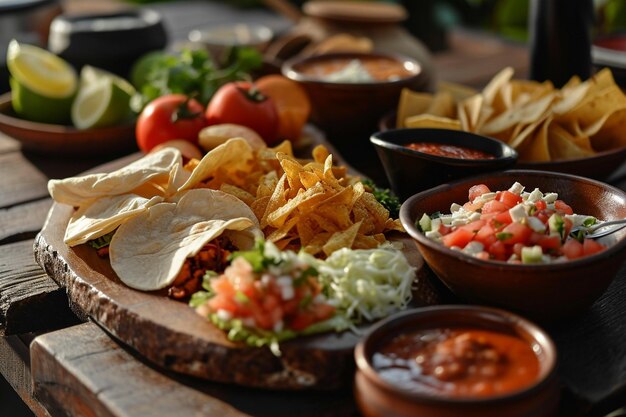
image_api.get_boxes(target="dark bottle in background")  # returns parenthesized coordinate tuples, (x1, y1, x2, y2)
(529, 0, 594, 87)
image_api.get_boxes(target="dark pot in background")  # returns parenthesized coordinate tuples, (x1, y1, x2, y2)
(48, 9, 167, 79)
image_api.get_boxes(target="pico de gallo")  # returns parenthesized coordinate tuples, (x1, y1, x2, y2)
(417, 182, 607, 264)
(190, 241, 340, 354)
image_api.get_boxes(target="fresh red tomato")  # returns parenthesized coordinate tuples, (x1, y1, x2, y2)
(499, 222, 532, 245)
(468, 184, 491, 201)
(562, 239, 584, 259)
(482, 200, 509, 214)
(555, 200, 574, 215)
(205, 81, 279, 144)
(136, 94, 206, 153)
(442, 228, 475, 249)
(498, 191, 523, 208)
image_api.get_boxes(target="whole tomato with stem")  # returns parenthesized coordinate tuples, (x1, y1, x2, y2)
(136, 94, 206, 153)
(205, 81, 279, 144)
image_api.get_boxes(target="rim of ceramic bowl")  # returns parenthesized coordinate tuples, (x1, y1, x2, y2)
(399, 169, 626, 271)
(378, 110, 626, 167)
(282, 51, 422, 87)
(370, 128, 519, 167)
(188, 23, 273, 46)
(354, 305, 558, 404)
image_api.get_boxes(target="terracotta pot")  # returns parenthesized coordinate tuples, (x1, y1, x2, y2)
(354, 306, 560, 417)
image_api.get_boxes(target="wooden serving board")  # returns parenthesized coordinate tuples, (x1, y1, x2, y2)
(33, 144, 440, 390)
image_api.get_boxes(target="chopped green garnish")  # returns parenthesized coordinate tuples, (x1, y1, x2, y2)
(230, 240, 279, 272)
(87, 231, 115, 249)
(234, 291, 249, 304)
(528, 205, 537, 215)
(189, 291, 212, 309)
(361, 179, 401, 218)
(430, 211, 442, 219)
(548, 213, 565, 239)
(417, 213, 432, 233)
(583, 217, 597, 227)
(496, 232, 513, 241)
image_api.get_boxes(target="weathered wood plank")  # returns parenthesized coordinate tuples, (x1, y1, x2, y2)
(0, 132, 20, 154)
(0, 153, 49, 208)
(0, 198, 53, 244)
(30, 322, 357, 417)
(0, 334, 52, 417)
(0, 240, 78, 336)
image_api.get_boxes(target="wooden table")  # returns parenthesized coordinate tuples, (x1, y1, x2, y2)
(2, 3, 626, 417)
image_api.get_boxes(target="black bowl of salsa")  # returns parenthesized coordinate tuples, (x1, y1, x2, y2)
(370, 128, 518, 200)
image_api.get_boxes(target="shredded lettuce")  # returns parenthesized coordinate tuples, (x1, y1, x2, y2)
(314, 245, 416, 323)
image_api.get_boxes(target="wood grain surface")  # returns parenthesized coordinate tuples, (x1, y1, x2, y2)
(31, 322, 359, 417)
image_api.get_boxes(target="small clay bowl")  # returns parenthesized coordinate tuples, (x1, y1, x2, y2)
(354, 305, 560, 417)
(370, 128, 518, 201)
(399, 170, 626, 321)
(282, 52, 426, 138)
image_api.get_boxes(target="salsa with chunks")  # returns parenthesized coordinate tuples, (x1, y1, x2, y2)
(418, 182, 606, 264)
(372, 327, 540, 397)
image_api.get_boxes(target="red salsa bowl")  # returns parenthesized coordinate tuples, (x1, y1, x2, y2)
(354, 305, 559, 417)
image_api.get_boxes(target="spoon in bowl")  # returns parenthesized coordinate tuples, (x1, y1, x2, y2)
(570, 219, 626, 239)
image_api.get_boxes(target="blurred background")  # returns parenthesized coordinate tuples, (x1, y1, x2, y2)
(2, 0, 626, 93)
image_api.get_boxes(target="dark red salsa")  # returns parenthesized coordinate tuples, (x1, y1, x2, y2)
(372, 328, 540, 398)
(406, 142, 495, 160)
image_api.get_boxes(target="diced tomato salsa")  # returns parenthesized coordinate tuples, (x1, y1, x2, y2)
(419, 182, 607, 264)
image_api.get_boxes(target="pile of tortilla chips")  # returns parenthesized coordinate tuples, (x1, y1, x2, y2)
(396, 67, 626, 162)
(179, 138, 403, 257)
(48, 138, 402, 290)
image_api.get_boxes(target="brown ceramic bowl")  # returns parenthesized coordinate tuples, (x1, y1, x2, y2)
(399, 170, 626, 321)
(0, 93, 136, 156)
(354, 305, 560, 417)
(370, 128, 518, 201)
(282, 52, 426, 138)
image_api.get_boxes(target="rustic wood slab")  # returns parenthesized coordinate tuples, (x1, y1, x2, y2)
(34, 204, 433, 389)
(30, 322, 358, 417)
(0, 240, 78, 336)
(32, 144, 437, 390)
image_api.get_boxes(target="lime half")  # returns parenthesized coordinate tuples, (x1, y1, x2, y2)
(71, 77, 134, 129)
(7, 39, 77, 124)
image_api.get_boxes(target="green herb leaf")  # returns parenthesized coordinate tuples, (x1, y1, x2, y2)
(87, 231, 116, 250)
(361, 179, 401, 218)
(496, 232, 513, 241)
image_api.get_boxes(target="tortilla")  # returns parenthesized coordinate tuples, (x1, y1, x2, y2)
(49, 148, 184, 207)
(178, 138, 255, 192)
(109, 189, 262, 291)
(64, 194, 164, 246)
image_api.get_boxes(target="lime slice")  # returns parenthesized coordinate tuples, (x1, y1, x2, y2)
(71, 77, 133, 129)
(7, 39, 77, 124)
(79, 65, 135, 96)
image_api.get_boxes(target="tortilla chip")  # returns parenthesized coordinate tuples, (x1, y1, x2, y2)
(425, 92, 456, 118)
(548, 123, 595, 160)
(404, 114, 462, 130)
(518, 118, 552, 162)
(178, 138, 254, 192)
(396, 88, 433, 128)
